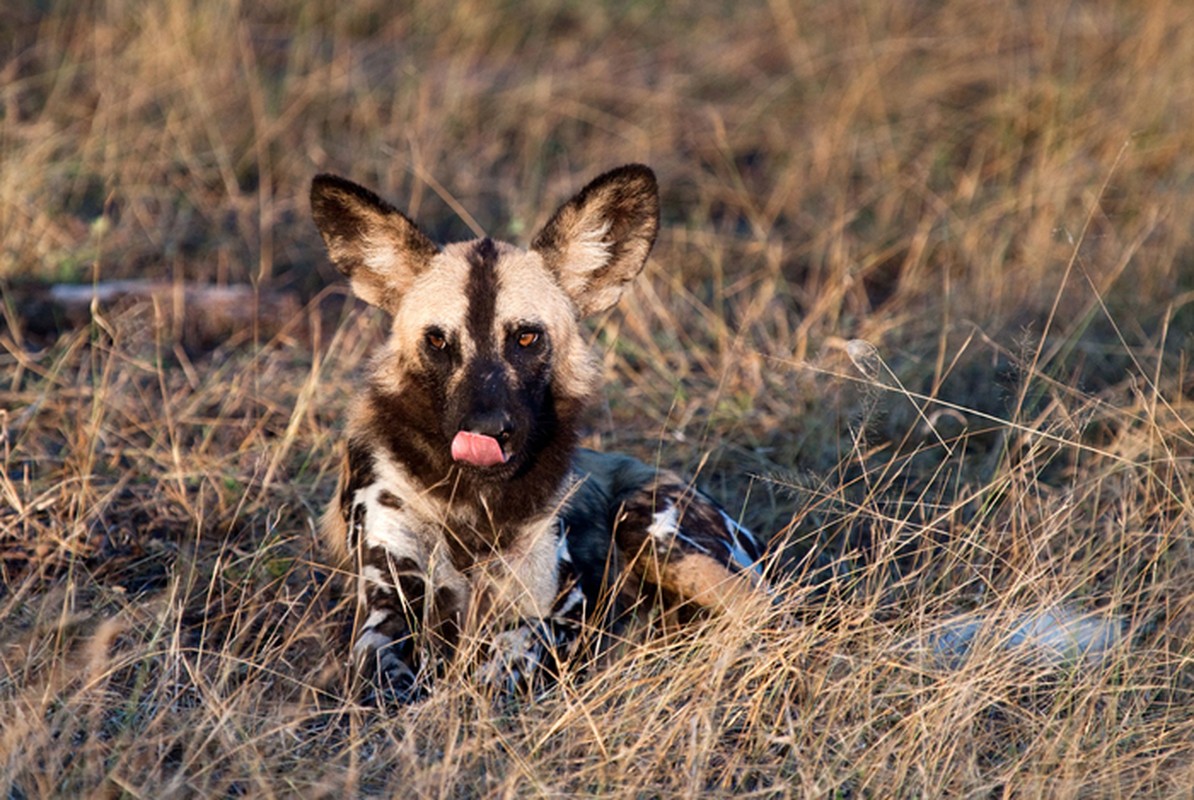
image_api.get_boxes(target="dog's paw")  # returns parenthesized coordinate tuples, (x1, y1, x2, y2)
(355, 632, 427, 705)
(476, 619, 582, 697)
(476, 624, 549, 695)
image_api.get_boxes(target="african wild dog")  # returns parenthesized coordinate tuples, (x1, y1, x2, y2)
(311, 165, 768, 700)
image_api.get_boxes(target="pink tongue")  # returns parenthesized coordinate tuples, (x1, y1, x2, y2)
(450, 431, 508, 467)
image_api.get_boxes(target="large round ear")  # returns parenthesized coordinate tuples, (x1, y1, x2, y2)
(530, 164, 660, 317)
(310, 175, 440, 314)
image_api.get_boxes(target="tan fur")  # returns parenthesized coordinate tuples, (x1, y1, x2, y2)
(654, 554, 764, 615)
(319, 503, 350, 567)
(493, 246, 601, 400)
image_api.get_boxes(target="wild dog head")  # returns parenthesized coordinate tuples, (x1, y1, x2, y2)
(310, 165, 659, 495)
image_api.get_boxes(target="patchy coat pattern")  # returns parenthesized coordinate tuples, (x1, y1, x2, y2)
(311, 166, 766, 700)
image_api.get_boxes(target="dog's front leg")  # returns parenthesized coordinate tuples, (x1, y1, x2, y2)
(352, 509, 470, 703)
(473, 533, 588, 696)
(353, 539, 430, 702)
(474, 617, 582, 697)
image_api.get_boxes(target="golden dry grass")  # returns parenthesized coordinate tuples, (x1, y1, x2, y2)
(2, 0, 1193, 796)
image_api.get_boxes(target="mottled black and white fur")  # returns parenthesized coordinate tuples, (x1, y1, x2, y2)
(312, 166, 767, 700)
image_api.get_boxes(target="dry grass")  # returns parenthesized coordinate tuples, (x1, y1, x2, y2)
(2, 0, 1193, 796)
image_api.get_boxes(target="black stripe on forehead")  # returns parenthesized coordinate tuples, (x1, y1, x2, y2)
(466, 238, 501, 352)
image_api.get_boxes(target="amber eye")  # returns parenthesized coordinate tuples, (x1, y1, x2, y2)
(426, 331, 448, 351)
(516, 330, 540, 348)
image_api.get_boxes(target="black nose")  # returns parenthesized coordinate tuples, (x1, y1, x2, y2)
(460, 409, 513, 444)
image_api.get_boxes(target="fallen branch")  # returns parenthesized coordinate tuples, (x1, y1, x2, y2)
(11, 279, 304, 350)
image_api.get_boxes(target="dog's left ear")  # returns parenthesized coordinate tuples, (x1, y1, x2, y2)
(531, 164, 660, 316)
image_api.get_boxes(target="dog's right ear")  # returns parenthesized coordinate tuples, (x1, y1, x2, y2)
(310, 175, 439, 314)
